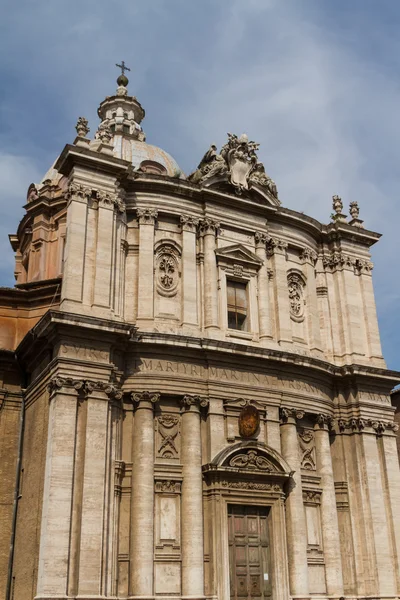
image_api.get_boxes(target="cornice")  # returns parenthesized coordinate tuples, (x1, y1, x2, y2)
(15, 309, 137, 364)
(131, 331, 400, 387)
(55, 144, 133, 179)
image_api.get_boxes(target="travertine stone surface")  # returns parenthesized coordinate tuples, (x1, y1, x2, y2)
(314, 418, 344, 595)
(280, 409, 309, 598)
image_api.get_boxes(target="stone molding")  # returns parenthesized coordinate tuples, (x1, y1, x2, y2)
(302, 488, 322, 506)
(66, 182, 91, 201)
(322, 251, 373, 274)
(221, 480, 281, 492)
(337, 417, 398, 434)
(47, 376, 122, 400)
(66, 183, 126, 212)
(180, 215, 199, 232)
(136, 208, 158, 225)
(154, 480, 182, 494)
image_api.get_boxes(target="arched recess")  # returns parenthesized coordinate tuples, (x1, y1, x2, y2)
(202, 441, 293, 600)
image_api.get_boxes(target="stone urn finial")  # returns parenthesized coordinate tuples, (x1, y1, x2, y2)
(330, 194, 347, 223)
(75, 116, 90, 138)
(349, 200, 364, 228)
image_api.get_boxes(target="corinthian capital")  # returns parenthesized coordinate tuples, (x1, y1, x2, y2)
(198, 218, 220, 236)
(137, 208, 158, 225)
(300, 247, 318, 265)
(254, 231, 268, 247)
(180, 215, 199, 232)
(66, 182, 92, 201)
(266, 236, 288, 257)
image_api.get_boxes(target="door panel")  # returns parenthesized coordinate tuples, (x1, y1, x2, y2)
(228, 505, 272, 600)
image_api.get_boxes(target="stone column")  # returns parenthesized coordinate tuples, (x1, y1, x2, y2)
(181, 215, 199, 328)
(300, 249, 323, 355)
(36, 377, 82, 598)
(129, 391, 159, 598)
(255, 231, 272, 340)
(136, 209, 158, 325)
(199, 219, 219, 330)
(180, 395, 209, 599)
(314, 415, 344, 596)
(267, 237, 292, 345)
(280, 407, 309, 599)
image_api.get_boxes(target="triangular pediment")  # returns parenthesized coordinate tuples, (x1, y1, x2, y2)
(215, 243, 263, 268)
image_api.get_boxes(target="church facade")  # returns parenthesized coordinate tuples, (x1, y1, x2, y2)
(0, 70, 400, 600)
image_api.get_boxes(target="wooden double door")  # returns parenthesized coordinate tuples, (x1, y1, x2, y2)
(228, 505, 272, 600)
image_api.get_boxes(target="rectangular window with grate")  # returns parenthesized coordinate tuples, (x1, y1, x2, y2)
(227, 280, 248, 331)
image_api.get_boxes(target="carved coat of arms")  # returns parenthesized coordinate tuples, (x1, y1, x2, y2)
(238, 404, 260, 438)
(189, 132, 278, 199)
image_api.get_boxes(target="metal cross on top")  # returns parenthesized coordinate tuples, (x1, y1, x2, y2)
(116, 60, 131, 75)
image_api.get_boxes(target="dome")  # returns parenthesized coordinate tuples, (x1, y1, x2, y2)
(113, 137, 185, 179)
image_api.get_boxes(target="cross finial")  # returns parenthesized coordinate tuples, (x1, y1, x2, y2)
(116, 60, 131, 76)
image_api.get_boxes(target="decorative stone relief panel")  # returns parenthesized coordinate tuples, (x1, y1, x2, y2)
(154, 479, 181, 554)
(229, 449, 278, 472)
(298, 428, 316, 471)
(154, 241, 181, 298)
(287, 271, 306, 322)
(155, 414, 181, 460)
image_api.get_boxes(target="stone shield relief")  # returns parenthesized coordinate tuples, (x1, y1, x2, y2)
(155, 242, 181, 297)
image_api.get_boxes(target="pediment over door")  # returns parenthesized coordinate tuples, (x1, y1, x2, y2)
(202, 441, 293, 492)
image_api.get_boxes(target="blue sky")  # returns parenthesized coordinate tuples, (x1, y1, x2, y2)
(0, 0, 399, 370)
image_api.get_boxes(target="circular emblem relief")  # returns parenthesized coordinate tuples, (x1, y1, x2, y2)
(238, 405, 260, 438)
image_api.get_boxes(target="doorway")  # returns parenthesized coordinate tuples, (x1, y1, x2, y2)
(228, 505, 272, 600)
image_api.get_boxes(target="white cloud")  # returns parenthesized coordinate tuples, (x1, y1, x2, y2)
(0, 0, 398, 366)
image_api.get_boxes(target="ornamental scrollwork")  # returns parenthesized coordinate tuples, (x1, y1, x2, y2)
(298, 429, 316, 471)
(156, 414, 180, 459)
(287, 272, 305, 322)
(221, 481, 281, 491)
(229, 449, 276, 472)
(155, 242, 181, 297)
(155, 480, 181, 494)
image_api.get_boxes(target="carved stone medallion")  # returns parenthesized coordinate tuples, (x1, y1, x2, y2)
(238, 404, 260, 438)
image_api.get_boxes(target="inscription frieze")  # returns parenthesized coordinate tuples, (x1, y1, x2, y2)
(129, 358, 331, 399)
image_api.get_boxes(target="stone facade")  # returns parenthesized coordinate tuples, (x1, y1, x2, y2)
(0, 72, 400, 600)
